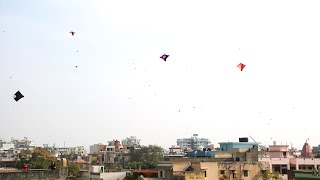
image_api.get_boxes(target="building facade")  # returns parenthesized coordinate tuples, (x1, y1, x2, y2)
(177, 134, 210, 150)
(121, 136, 141, 147)
(259, 143, 320, 180)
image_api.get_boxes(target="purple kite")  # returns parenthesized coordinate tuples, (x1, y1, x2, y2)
(160, 54, 169, 61)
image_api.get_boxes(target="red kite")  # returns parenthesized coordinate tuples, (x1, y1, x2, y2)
(237, 63, 246, 71)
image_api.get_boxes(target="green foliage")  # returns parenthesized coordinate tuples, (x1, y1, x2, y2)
(68, 162, 80, 176)
(129, 145, 164, 169)
(106, 164, 123, 172)
(261, 170, 283, 180)
(124, 161, 142, 169)
(17, 148, 57, 170)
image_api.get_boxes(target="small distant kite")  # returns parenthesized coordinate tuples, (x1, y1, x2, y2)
(69, 31, 76, 36)
(75, 66, 78, 68)
(14, 91, 24, 102)
(160, 54, 169, 61)
(237, 63, 246, 71)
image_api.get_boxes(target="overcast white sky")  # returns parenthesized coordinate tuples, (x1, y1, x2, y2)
(1, 0, 320, 150)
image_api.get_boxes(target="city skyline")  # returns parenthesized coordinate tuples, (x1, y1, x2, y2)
(1, 0, 320, 150)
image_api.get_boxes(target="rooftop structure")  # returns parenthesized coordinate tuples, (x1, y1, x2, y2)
(301, 142, 314, 158)
(218, 137, 260, 151)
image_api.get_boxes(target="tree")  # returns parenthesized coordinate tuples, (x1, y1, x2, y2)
(124, 162, 142, 169)
(17, 148, 57, 170)
(261, 171, 283, 180)
(129, 145, 164, 169)
(68, 162, 80, 176)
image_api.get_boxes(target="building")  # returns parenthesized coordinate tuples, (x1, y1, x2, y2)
(219, 138, 260, 152)
(157, 144, 267, 180)
(0, 143, 17, 158)
(89, 165, 127, 180)
(301, 142, 314, 158)
(164, 146, 185, 161)
(0, 157, 18, 168)
(293, 170, 320, 179)
(69, 146, 87, 156)
(166, 157, 267, 180)
(10, 137, 35, 150)
(313, 145, 320, 157)
(177, 134, 210, 150)
(121, 136, 141, 147)
(259, 142, 320, 180)
(90, 143, 106, 154)
(157, 162, 174, 179)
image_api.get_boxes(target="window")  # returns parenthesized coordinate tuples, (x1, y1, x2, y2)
(243, 170, 248, 177)
(236, 157, 240, 161)
(282, 168, 287, 174)
(220, 170, 225, 175)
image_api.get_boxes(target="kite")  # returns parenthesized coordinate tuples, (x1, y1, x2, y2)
(69, 31, 76, 36)
(14, 91, 24, 102)
(237, 63, 246, 71)
(75, 66, 78, 68)
(160, 54, 169, 61)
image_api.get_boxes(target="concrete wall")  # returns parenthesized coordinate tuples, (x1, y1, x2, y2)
(0, 170, 66, 180)
(100, 172, 126, 180)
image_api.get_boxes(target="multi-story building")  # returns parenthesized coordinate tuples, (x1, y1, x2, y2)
(122, 136, 141, 148)
(10, 137, 35, 150)
(157, 147, 268, 180)
(259, 141, 320, 180)
(69, 146, 87, 156)
(90, 143, 106, 154)
(177, 134, 210, 150)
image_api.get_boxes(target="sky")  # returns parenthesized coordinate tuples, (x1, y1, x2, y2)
(1, 0, 320, 151)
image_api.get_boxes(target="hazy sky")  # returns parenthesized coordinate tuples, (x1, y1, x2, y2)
(1, 0, 320, 150)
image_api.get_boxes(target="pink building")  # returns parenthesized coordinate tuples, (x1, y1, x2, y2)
(259, 143, 320, 180)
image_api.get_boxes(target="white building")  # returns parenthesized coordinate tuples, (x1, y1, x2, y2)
(69, 146, 87, 156)
(89, 165, 127, 180)
(121, 136, 140, 147)
(177, 134, 210, 150)
(10, 137, 35, 150)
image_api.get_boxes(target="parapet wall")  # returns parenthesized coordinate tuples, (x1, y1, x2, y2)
(0, 170, 66, 180)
